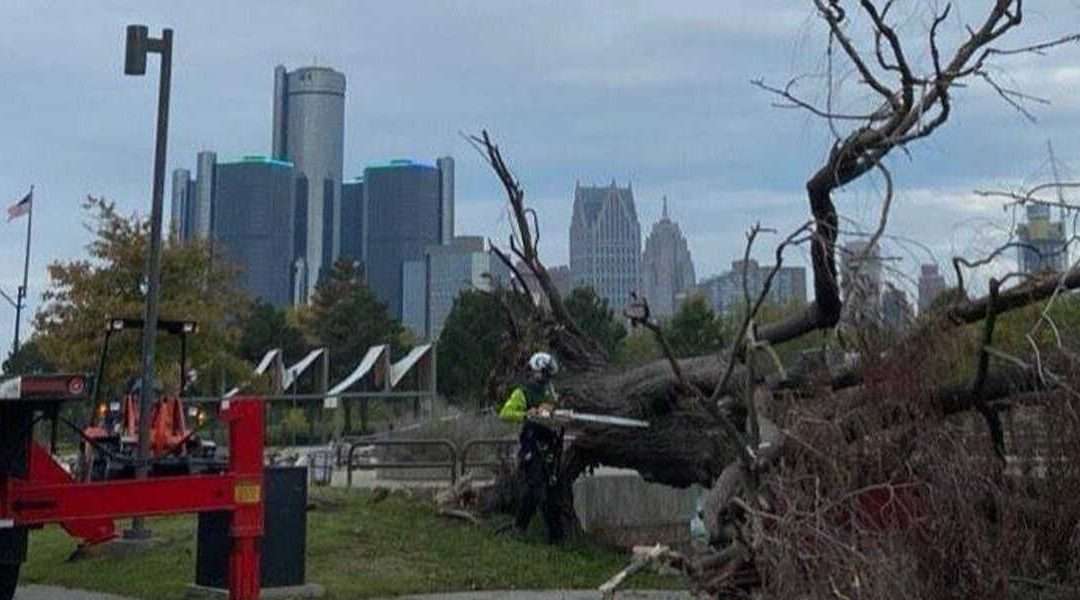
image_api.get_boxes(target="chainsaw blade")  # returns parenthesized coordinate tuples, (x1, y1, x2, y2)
(545, 409, 649, 428)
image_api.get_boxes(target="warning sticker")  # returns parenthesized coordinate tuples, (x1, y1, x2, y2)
(234, 482, 261, 505)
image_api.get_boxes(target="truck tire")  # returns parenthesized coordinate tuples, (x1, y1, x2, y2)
(0, 563, 19, 600)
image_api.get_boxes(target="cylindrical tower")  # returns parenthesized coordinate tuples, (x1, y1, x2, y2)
(271, 65, 346, 300)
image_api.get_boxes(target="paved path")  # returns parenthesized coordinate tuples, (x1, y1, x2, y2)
(384, 591, 693, 599)
(16, 586, 134, 600)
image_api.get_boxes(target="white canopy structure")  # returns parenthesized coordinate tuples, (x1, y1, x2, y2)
(224, 347, 284, 399)
(324, 344, 391, 408)
(282, 348, 326, 391)
(390, 344, 434, 390)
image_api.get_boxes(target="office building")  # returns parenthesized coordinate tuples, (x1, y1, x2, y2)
(170, 168, 194, 242)
(437, 156, 455, 245)
(271, 65, 346, 300)
(1018, 203, 1067, 274)
(401, 237, 509, 339)
(882, 283, 913, 330)
(363, 159, 453, 320)
(569, 181, 642, 308)
(917, 264, 947, 312)
(841, 240, 883, 323)
(212, 156, 298, 307)
(695, 260, 806, 316)
(641, 197, 696, 318)
(513, 262, 573, 308)
(169, 151, 216, 243)
(340, 178, 364, 266)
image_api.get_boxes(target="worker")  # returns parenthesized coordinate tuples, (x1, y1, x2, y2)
(499, 351, 565, 543)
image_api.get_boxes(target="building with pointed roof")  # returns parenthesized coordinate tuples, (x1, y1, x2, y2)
(569, 181, 642, 308)
(641, 197, 696, 318)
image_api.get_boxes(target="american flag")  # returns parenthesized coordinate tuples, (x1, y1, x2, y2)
(6, 191, 31, 222)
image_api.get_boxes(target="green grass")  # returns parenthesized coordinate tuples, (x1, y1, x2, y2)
(22, 488, 683, 599)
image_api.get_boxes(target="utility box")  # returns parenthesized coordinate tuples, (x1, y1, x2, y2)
(195, 466, 307, 589)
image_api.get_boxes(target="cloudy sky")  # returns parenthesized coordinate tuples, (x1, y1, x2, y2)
(2, 1, 1079, 354)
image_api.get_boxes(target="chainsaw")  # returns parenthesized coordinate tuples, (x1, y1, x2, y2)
(529, 408, 649, 428)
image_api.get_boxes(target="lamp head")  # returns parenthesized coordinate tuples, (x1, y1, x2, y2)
(124, 25, 149, 75)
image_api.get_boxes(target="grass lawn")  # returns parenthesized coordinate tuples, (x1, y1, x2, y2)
(21, 487, 685, 599)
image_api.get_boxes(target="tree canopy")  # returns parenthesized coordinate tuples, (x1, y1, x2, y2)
(32, 197, 249, 396)
(663, 294, 725, 358)
(297, 259, 406, 382)
(564, 287, 626, 357)
(436, 289, 510, 403)
(238, 299, 307, 366)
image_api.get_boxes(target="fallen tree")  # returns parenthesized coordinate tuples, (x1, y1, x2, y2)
(471, 1, 1080, 597)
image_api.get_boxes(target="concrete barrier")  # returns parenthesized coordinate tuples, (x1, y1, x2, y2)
(573, 467, 702, 549)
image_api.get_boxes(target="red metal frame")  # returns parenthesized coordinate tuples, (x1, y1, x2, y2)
(0, 393, 264, 600)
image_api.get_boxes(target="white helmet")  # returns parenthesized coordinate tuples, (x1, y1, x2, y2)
(528, 352, 558, 376)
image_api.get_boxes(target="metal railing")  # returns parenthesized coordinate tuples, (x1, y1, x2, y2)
(346, 439, 458, 487)
(460, 438, 518, 476)
(343, 437, 523, 488)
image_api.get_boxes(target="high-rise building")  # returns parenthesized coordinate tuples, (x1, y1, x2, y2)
(513, 262, 572, 308)
(340, 178, 364, 265)
(271, 65, 346, 299)
(1018, 203, 1067, 274)
(917, 263, 947, 312)
(193, 151, 216, 240)
(437, 156, 455, 245)
(641, 197, 695, 318)
(171, 153, 215, 243)
(882, 283, 913, 330)
(363, 159, 453, 320)
(170, 168, 194, 242)
(402, 237, 510, 339)
(212, 156, 298, 307)
(569, 181, 641, 309)
(695, 260, 806, 316)
(841, 240, 883, 322)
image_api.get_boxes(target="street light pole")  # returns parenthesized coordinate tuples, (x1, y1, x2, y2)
(124, 24, 173, 539)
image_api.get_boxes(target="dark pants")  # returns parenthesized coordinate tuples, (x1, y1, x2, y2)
(515, 423, 564, 543)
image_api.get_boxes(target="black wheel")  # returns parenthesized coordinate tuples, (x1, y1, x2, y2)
(0, 563, 20, 600)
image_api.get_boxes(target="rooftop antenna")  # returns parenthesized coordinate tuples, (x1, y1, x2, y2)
(662, 195, 669, 220)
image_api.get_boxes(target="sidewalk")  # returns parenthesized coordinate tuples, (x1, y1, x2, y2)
(16, 586, 134, 600)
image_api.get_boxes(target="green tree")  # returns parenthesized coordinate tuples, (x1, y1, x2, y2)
(614, 329, 661, 367)
(664, 295, 725, 358)
(564, 287, 626, 356)
(436, 289, 509, 402)
(32, 197, 249, 396)
(298, 259, 405, 382)
(2, 340, 56, 376)
(238, 300, 307, 365)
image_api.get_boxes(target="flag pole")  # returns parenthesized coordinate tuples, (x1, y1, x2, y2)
(12, 185, 33, 355)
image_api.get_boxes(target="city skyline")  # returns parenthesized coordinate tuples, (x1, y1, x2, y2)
(2, 2, 1079, 352)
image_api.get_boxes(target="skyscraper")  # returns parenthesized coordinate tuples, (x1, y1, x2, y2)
(170, 168, 194, 242)
(1018, 203, 1067, 274)
(569, 181, 642, 308)
(917, 263, 947, 312)
(882, 283, 913, 330)
(271, 65, 346, 300)
(436, 156, 455, 245)
(193, 151, 216, 240)
(363, 159, 453, 320)
(340, 178, 364, 265)
(212, 156, 297, 307)
(641, 197, 695, 318)
(841, 240, 883, 323)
